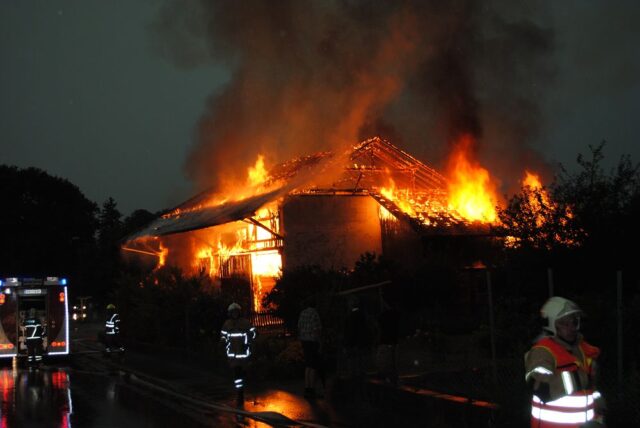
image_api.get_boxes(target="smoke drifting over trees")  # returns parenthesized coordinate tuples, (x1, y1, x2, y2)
(152, 0, 555, 194)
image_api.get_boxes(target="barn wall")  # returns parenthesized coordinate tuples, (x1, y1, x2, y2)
(281, 195, 382, 270)
(380, 218, 424, 270)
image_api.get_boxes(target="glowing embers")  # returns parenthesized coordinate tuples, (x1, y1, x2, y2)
(378, 205, 397, 222)
(446, 134, 499, 223)
(376, 180, 466, 228)
(380, 178, 416, 218)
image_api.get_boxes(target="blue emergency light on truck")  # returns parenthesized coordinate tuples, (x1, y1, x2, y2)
(0, 277, 70, 358)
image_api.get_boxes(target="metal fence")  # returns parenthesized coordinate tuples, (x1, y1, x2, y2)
(250, 311, 284, 332)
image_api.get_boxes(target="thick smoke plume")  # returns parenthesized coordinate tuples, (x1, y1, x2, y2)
(152, 0, 555, 194)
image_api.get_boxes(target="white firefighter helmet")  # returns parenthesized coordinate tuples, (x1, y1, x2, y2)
(540, 296, 582, 335)
(227, 302, 241, 313)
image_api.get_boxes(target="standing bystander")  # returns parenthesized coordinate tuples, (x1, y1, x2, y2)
(298, 297, 322, 398)
(343, 296, 372, 385)
(376, 300, 399, 385)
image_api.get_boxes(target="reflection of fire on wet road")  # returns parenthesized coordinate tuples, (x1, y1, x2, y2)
(245, 388, 333, 428)
(0, 367, 72, 428)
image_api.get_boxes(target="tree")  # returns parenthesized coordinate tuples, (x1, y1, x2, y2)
(98, 197, 123, 250)
(122, 209, 156, 237)
(553, 143, 640, 268)
(495, 143, 640, 270)
(495, 181, 583, 253)
(0, 165, 97, 276)
(94, 197, 124, 303)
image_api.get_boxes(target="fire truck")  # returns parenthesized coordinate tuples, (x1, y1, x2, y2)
(0, 277, 70, 360)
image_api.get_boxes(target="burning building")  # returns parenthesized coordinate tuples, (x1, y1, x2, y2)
(129, 1, 568, 316)
(123, 137, 498, 313)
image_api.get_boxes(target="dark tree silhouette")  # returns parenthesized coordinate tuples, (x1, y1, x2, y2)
(495, 179, 583, 252)
(94, 197, 125, 304)
(553, 143, 640, 269)
(122, 209, 156, 238)
(494, 143, 640, 270)
(0, 165, 97, 276)
(98, 197, 123, 250)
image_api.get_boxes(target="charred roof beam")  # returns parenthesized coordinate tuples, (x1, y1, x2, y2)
(244, 217, 285, 241)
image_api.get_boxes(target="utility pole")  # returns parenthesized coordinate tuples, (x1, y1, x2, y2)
(547, 267, 554, 297)
(617, 270, 623, 389)
(486, 269, 497, 384)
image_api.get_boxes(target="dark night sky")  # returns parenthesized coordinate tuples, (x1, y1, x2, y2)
(1, 1, 639, 215)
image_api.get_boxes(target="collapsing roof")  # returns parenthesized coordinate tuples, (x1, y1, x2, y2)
(126, 137, 489, 242)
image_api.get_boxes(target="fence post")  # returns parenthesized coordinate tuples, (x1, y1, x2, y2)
(617, 270, 623, 389)
(547, 267, 554, 297)
(486, 269, 498, 384)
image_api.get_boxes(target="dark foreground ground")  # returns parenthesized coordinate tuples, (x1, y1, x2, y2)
(9, 320, 622, 427)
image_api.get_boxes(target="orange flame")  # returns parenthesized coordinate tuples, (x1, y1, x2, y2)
(164, 155, 274, 218)
(522, 170, 543, 189)
(504, 170, 581, 249)
(185, 205, 282, 311)
(247, 154, 268, 187)
(194, 247, 215, 277)
(523, 170, 549, 229)
(522, 170, 552, 211)
(154, 241, 168, 269)
(217, 239, 245, 264)
(446, 134, 499, 223)
(380, 178, 416, 218)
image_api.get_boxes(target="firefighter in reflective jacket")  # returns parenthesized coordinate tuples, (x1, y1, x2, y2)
(105, 304, 123, 352)
(220, 303, 256, 407)
(525, 297, 605, 428)
(25, 308, 45, 367)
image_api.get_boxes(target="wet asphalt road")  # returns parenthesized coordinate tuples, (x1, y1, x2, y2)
(0, 320, 342, 428)
(0, 319, 237, 428)
(0, 321, 406, 428)
(0, 363, 234, 428)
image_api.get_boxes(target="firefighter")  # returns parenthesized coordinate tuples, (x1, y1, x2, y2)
(220, 302, 256, 408)
(24, 308, 45, 368)
(525, 296, 605, 428)
(105, 303, 123, 353)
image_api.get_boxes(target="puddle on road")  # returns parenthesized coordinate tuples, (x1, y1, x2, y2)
(0, 367, 72, 428)
(0, 366, 233, 428)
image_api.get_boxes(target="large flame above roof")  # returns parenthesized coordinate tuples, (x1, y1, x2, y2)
(445, 134, 499, 223)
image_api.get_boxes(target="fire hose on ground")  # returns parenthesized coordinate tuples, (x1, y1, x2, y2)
(72, 339, 329, 427)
